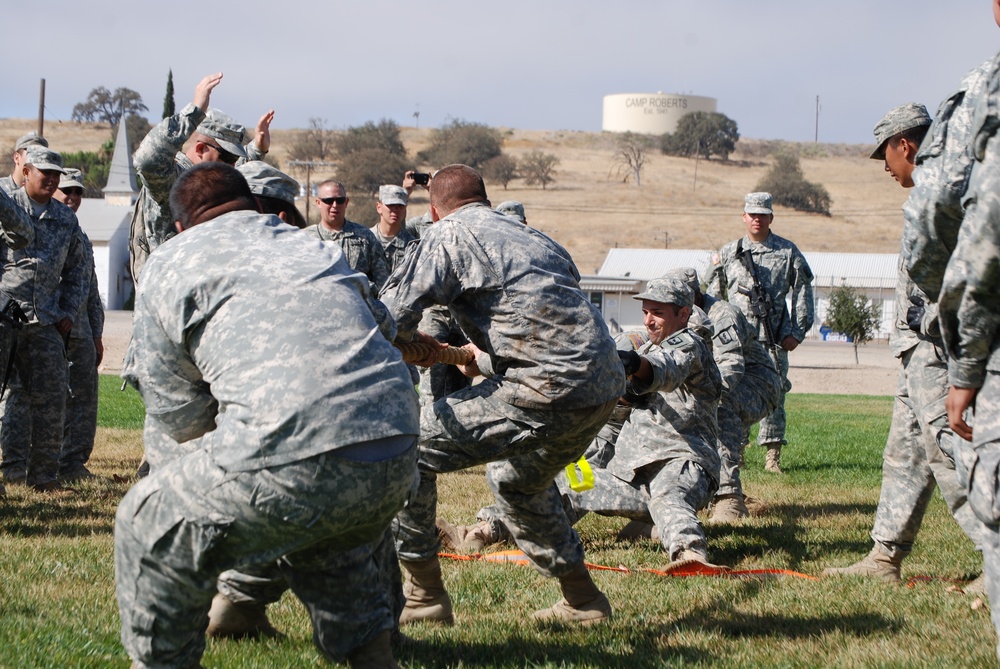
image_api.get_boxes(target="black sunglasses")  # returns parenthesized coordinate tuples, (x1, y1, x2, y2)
(204, 141, 239, 165)
(318, 196, 348, 205)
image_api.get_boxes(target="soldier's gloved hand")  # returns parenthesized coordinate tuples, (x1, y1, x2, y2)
(907, 295, 925, 333)
(618, 350, 642, 377)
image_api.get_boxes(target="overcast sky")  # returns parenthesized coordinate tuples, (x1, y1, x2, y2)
(2, 1, 997, 144)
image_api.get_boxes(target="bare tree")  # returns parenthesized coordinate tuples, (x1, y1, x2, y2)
(611, 133, 648, 187)
(520, 150, 559, 190)
(288, 117, 336, 162)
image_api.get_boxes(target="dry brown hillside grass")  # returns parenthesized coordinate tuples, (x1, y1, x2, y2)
(1, 120, 906, 274)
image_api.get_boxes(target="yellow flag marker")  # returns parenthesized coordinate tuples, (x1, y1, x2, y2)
(565, 457, 595, 492)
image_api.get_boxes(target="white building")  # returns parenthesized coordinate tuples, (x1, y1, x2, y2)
(76, 120, 137, 310)
(581, 248, 899, 340)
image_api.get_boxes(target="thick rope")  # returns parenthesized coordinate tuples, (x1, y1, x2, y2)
(395, 341, 474, 366)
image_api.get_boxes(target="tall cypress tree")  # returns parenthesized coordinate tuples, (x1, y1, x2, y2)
(162, 69, 175, 119)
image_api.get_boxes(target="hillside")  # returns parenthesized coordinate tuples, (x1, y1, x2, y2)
(0, 120, 907, 274)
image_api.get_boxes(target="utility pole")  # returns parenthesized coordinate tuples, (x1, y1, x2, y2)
(815, 95, 820, 143)
(37, 79, 46, 137)
(288, 160, 336, 222)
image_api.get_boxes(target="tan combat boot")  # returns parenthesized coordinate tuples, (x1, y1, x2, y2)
(436, 518, 494, 553)
(965, 573, 987, 595)
(347, 630, 400, 669)
(616, 520, 659, 541)
(821, 547, 901, 581)
(205, 593, 280, 638)
(708, 494, 750, 524)
(399, 556, 454, 625)
(763, 443, 783, 473)
(532, 563, 612, 625)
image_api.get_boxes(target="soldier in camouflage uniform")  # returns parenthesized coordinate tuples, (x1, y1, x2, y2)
(128, 72, 272, 283)
(51, 169, 105, 481)
(305, 180, 390, 291)
(116, 163, 420, 669)
(555, 278, 722, 566)
(380, 164, 625, 626)
(704, 192, 814, 473)
(0, 147, 87, 493)
(373, 184, 416, 272)
(665, 267, 782, 523)
(496, 200, 527, 224)
(824, 104, 984, 582)
(0, 132, 48, 194)
(237, 161, 307, 229)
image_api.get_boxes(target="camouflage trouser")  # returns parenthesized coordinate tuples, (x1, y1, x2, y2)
(952, 370, 1000, 661)
(416, 306, 470, 407)
(114, 439, 417, 668)
(0, 324, 67, 485)
(871, 341, 983, 559)
(58, 335, 98, 475)
(717, 377, 781, 497)
(216, 528, 406, 627)
(561, 458, 716, 561)
(757, 346, 790, 445)
(393, 376, 617, 577)
(476, 405, 628, 541)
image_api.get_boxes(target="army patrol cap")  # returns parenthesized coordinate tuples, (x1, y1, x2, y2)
(496, 200, 526, 222)
(59, 168, 85, 190)
(196, 110, 248, 159)
(14, 132, 48, 152)
(379, 185, 408, 206)
(744, 192, 773, 215)
(633, 277, 693, 308)
(870, 102, 931, 160)
(662, 267, 700, 297)
(237, 161, 299, 205)
(23, 146, 66, 173)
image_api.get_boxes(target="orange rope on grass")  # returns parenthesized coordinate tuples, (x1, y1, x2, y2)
(439, 549, 819, 580)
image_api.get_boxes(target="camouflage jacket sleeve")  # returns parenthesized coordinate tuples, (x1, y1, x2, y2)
(0, 186, 34, 249)
(628, 334, 696, 397)
(121, 282, 218, 443)
(703, 247, 730, 300)
(704, 300, 745, 394)
(940, 73, 1000, 389)
(787, 244, 815, 342)
(55, 222, 90, 324)
(87, 267, 104, 338)
(379, 228, 466, 342)
(134, 103, 206, 245)
(366, 229, 391, 292)
(904, 59, 992, 299)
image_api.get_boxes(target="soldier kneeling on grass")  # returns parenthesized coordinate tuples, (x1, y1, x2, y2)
(443, 277, 727, 570)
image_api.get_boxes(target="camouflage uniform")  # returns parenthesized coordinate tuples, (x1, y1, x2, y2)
(129, 104, 262, 282)
(400, 212, 472, 405)
(475, 332, 642, 540)
(305, 219, 390, 292)
(116, 211, 420, 668)
(861, 258, 983, 562)
(704, 231, 814, 447)
(697, 294, 782, 498)
(58, 233, 104, 478)
(0, 176, 15, 195)
(375, 225, 417, 273)
(0, 189, 87, 487)
(937, 51, 1000, 660)
(380, 202, 624, 577)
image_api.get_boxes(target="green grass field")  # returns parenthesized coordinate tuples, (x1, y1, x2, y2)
(0, 381, 993, 668)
